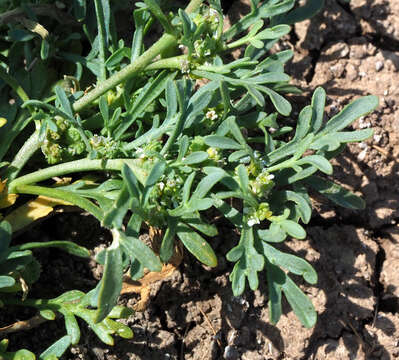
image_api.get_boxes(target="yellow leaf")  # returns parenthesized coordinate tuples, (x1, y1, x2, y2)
(0, 179, 17, 209)
(0, 118, 6, 127)
(5, 196, 71, 233)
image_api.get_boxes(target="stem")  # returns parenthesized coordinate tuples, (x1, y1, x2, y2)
(72, 33, 177, 112)
(145, 55, 188, 71)
(94, 0, 108, 81)
(6, 130, 41, 182)
(14, 184, 104, 220)
(8, 158, 125, 192)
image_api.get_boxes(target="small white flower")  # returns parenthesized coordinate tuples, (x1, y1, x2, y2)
(247, 217, 260, 227)
(158, 182, 165, 191)
(178, 44, 185, 50)
(206, 109, 218, 120)
(266, 174, 275, 181)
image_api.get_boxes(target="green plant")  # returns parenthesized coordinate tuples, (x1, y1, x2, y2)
(0, 0, 377, 357)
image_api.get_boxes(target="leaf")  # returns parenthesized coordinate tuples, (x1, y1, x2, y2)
(94, 244, 123, 323)
(102, 185, 130, 229)
(237, 165, 249, 191)
(228, 227, 264, 295)
(305, 176, 365, 209)
(176, 223, 217, 267)
(296, 155, 332, 175)
(273, 0, 325, 25)
(257, 222, 286, 243)
(160, 217, 177, 263)
(39, 335, 72, 360)
(266, 259, 284, 324)
(282, 276, 317, 328)
(191, 171, 225, 200)
(182, 151, 209, 165)
(0, 275, 15, 289)
(284, 191, 312, 224)
(279, 220, 306, 239)
(319, 95, 379, 136)
(13, 241, 90, 258)
(310, 87, 326, 133)
(119, 233, 162, 272)
(263, 87, 291, 116)
(144, 161, 166, 187)
(204, 135, 242, 150)
(0, 220, 11, 262)
(260, 242, 317, 284)
(55, 86, 74, 118)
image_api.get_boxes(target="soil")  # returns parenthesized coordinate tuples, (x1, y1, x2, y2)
(3, 1, 399, 359)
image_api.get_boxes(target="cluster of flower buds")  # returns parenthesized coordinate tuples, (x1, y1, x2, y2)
(41, 117, 85, 164)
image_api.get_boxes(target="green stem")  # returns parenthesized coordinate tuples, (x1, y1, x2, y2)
(145, 55, 188, 71)
(8, 158, 125, 193)
(14, 184, 104, 220)
(6, 130, 40, 182)
(72, 33, 177, 112)
(94, 0, 108, 81)
(0, 66, 29, 103)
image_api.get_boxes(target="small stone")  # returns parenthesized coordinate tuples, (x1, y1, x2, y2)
(375, 61, 384, 72)
(223, 345, 239, 360)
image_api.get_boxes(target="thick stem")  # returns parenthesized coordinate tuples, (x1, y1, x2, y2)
(145, 55, 188, 71)
(8, 158, 125, 192)
(72, 33, 177, 112)
(6, 130, 41, 182)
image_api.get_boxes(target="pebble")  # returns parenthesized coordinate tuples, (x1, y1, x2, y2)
(375, 61, 384, 71)
(223, 345, 239, 360)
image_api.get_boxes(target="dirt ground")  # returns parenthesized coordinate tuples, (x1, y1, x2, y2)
(4, 1, 399, 359)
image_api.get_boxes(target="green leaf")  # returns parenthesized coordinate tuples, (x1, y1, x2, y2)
(39, 335, 71, 360)
(237, 165, 249, 191)
(279, 220, 306, 239)
(94, 244, 123, 323)
(182, 151, 209, 165)
(257, 222, 286, 243)
(177, 223, 217, 267)
(39, 309, 56, 320)
(296, 155, 332, 175)
(310, 87, 326, 133)
(319, 95, 379, 136)
(266, 260, 284, 324)
(263, 87, 291, 116)
(0, 221, 12, 262)
(55, 86, 74, 118)
(119, 233, 161, 272)
(62, 310, 81, 345)
(273, 0, 325, 25)
(13, 241, 90, 258)
(191, 171, 225, 200)
(204, 135, 242, 150)
(144, 160, 166, 187)
(160, 217, 177, 263)
(260, 242, 317, 284)
(284, 191, 312, 224)
(102, 185, 130, 229)
(0, 276, 15, 289)
(305, 176, 365, 209)
(282, 276, 317, 328)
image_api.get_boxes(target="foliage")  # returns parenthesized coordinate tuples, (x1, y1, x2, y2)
(0, 0, 377, 357)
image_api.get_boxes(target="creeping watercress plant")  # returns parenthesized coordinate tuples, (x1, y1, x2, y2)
(0, 0, 376, 357)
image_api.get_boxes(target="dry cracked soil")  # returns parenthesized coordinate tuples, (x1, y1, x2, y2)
(4, 0, 399, 359)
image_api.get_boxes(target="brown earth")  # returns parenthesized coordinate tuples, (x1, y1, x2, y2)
(4, 1, 399, 359)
